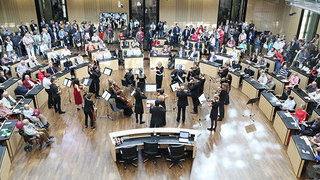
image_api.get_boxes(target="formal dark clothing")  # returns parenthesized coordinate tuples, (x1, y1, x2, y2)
(219, 90, 228, 120)
(50, 83, 62, 112)
(0, 75, 8, 83)
(14, 85, 28, 97)
(115, 96, 133, 116)
(210, 101, 220, 130)
(149, 106, 166, 127)
(300, 120, 320, 136)
(134, 93, 147, 114)
(89, 70, 101, 97)
(176, 91, 191, 122)
(83, 94, 94, 127)
(188, 81, 201, 113)
(63, 61, 73, 71)
(47, 66, 58, 75)
(156, 66, 164, 89)
(137, 74, 146, 91)
(124, 72, 135, 87)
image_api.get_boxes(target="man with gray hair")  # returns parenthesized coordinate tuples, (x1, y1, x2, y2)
(1, 91, 16, 109)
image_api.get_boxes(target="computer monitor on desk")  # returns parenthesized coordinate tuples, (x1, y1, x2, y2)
(179, 131, 189, 143)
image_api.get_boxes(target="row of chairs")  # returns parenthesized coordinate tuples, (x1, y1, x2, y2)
(119, 142, 186, 169)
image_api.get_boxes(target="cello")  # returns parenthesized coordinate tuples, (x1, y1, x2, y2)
(112, 82, 134, 108)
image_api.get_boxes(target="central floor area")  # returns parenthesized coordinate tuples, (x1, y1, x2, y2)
(9, 60, 296, 180)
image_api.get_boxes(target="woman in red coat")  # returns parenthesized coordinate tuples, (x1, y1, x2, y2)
(292, 104, 307, 124)
(73, 78, 83, 110)
(23, 75, 38, 89)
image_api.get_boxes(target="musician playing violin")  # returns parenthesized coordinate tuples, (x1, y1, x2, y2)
(83, 92, 95, 129)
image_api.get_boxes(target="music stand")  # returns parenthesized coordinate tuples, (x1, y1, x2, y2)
(63, 78, 73, 104)
(101, 90, 112, 120)
(81, 78, 93, 87)
(243, 98, 259, 122)
(103, 67, 113, 76)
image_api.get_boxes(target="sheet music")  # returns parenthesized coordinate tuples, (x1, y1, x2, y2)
(170, 82, 180, 92)
(104, 68, 112, 76)
(67, 80, 72, 88)
(83, 79, 89, 86)
(198, 94, 206, 105)
(145, 84, 157, 92)
(63, 78, 69, 86)
(102, 91, 111, 101)
(146, 99, 156, 108)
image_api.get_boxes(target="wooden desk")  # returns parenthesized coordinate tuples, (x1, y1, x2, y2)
(242, 77, 265, 99)
(226, 46, 241, 56)
(73, 63, 90, 80)
(109, 128, 198, 162)
(150, 55, 169, 69)
(0, 146, 11, 180)
(0, 120, 21, 162)
(290, 88, 314, 111)
(60, 54, 77, 69)
(241, 60, 261, 80)
(9, 57, 29, 77)
(274, 111, 301, 145)
(268, 73, 289, 96)
(263, 56, 276, 73)
(229, 70, 243, 89)
(175, 58, 194, 71)
(199, 62, 220, 79)
(258, 91, 281, 121)
(310, 109, 320, 122)
(26, 84, 46, 109)
(287, 135, 315, 177)
(30, 64, 49, 80)
(290, 67, 310, 90)
(0, 77, 19, 99)
(124, 56, 144, 69)
(12, 98, 35, 120)
(52, 70, 72, 88)
(98, 58, 119, 71)
(216, 53, 233, 65)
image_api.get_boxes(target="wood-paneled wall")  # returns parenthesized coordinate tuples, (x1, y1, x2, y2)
(66, 0, 129, 26)
(246, 0, 301, 39)
(0, 0, 37, 31)
(159, 0, 219, 29)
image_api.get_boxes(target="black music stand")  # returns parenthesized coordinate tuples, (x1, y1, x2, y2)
(243, 98, 259, 122)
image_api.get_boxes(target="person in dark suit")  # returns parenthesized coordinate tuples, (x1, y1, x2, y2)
(89, 65, 101, 98)
(187, 65, 200, 82)
(182, 26, 190, 44)
(218, 83, 229, 120)
(199, 73, 206, 95)
(50, 78, 65, 114)
(63, 58, 73, 71)
(124, 68, 135, 87)
(218, 64, 229, 78)
(83, 92, 95, 129)
(176, 86, 191, 123)
(14, 80, 28, 97)
(114, 48, 123, 66)
(115, 91, 133, 116)
(232, 59, 242, 71)
(173, 23, 180, 47)
(146, 28, 153, 51)
(244, 67, 254, 77)
(300, 116, 320, 136)
(133, 88, 147, 124)
(171, 64, 186, 83)
(47, 64, 58, 75)
(188, 77, 201, 114)
(149, 100, 166, 127)
(0, 71, 8, 83)
(207, 95, 220, 131)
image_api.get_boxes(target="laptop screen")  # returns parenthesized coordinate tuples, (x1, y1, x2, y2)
(180, 131, 189, 139)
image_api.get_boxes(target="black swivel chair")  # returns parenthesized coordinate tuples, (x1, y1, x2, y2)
(143, 142, 161, 165)
(166, 145, 185, 169)
(119, 145, 138, 170)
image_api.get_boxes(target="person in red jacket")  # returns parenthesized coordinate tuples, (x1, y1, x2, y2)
(37, 68, 47, 82)
(23, 75, 38, 89)
(118, 32, 124, 39)
(292, 104, 307, 124)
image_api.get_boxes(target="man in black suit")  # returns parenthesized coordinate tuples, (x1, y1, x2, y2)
(176, 86, 191, 123)
(14, 80, 28, 98)
(89, 65, 101, 98)
(182, 26, 190, 45)
(50, 78, 65, 114)
(300, 116, 320, 136)
(150, 100, 166, 127)
(146, 28, 153, 51)
(188, 77, 201, 114)
(173, 23, 180, 47)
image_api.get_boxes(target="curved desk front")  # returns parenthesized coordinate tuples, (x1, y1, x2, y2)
(98, 58, 119, 71)
(175, 58, 194, 71)
(199, 62, 220, 79)
(150, 55, 169, 69)
(109, 128, 198, 162)
(124, 55, 144, 69)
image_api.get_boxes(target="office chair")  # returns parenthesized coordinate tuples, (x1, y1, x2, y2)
(119, 145, 138, 170)
(143, 142, 161, 165)
(166, 145, 185, 169)
(109, 100, 122, 120)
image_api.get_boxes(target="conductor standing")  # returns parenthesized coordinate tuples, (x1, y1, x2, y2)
(176, 86, 191, 123)
(50, 78, 65, 114)
(188, 77, 201, 114)
(89, 65, 101, 99)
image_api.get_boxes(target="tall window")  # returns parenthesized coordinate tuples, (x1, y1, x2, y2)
(217, 0, 247, 26)
(35, 0, 68, 25)
(298, 10, 319, 41)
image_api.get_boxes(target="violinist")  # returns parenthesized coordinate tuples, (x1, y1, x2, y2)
(188, 77, 201, 114)
(171, 64, 186, 83)
(115, 91, 133, 116)
(199, 73, 206, 95)
(206, 95, 220, 131)
(83, 92, 95, 129)
(124, 68, 135, 87)
(216, 83, 229, 120)
(187, 64, 200, 82)
(155, 88, 169, 109)
(89, 65, 101, 99)
(176, 86, 191, 123)
(149, 100, 166, 128)
(218, 64, 229, 78)
(133, 88, 147, 124)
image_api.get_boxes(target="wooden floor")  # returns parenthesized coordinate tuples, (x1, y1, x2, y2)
(8, 57, 298, 180)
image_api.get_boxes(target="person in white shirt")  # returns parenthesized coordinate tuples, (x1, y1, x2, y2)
(258, 72, 268, 85)
(75, 54, 84, 64)
(103, 49, 112, 59)
(229, 47, 239, 64)
(16, 61, 28, 77)
(91, 33, 100, 42)
(1, 91, 16, 109)
(133, 47, 142, 56)
(23, 104, 49, 128)
(95, 50, 103, 60)
(61, 46, 71, 57)
(238, 30, 247, 42)
(126, 47, 134, 57)
(43, 74, 53, 108)
(309, 89, 320, 104)
(281, 95, 296, 111)
(40, 41, 49, 56)
(97, 40, 106, 50)
(131, 39, 140, 48)
(28, 56, 39, 68)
